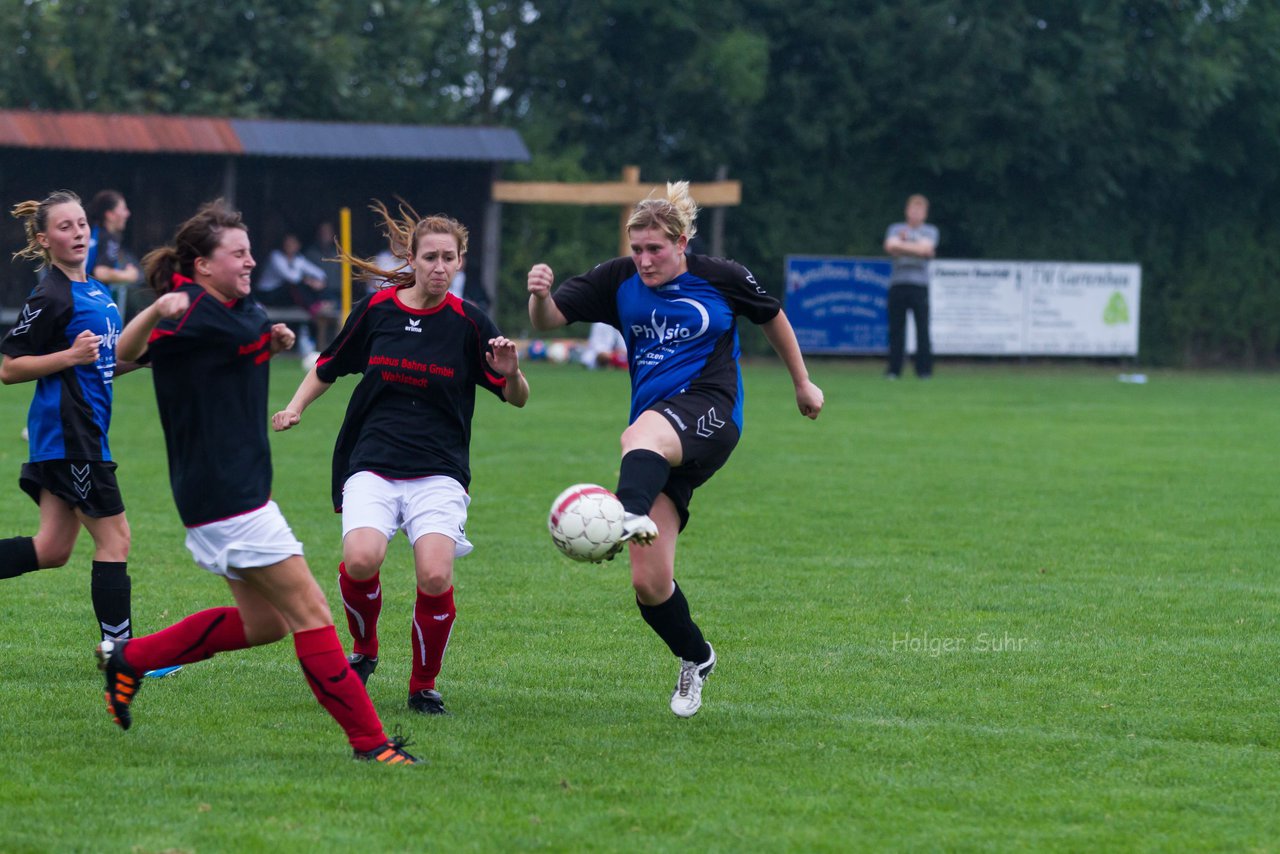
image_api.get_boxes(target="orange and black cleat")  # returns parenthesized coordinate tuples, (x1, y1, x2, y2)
(354, 734, 419, 765)
(96, 639, 142, 731)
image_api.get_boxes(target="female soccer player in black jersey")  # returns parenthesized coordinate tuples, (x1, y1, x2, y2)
(97, 201, 415, 764)
(0, 190, 135, 646)
(273, 201, 528, 717)
(527, 182, 825, 717)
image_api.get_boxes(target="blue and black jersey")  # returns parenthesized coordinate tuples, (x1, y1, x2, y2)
(142, 279, 275, 527)
(550, 254, 781, 430)
(1, 266, 120, 462)
(86, 226, 124, 278)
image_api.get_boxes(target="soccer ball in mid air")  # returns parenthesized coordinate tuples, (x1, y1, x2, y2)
(548, 483, 626, 562)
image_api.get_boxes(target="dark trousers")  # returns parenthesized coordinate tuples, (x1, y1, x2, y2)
(886, 283, 932, 377)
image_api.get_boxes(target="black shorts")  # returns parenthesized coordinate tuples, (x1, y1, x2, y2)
(651, 386, 741, 530)
(20, 460, 126, 518)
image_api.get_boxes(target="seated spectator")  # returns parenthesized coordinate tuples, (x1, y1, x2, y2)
(581, 322, 628, 370)
(256, 234, 333, 355)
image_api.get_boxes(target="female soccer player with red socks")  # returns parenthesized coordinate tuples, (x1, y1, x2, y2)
(273, 201, 528, 717)
(98, 200, 415, 765)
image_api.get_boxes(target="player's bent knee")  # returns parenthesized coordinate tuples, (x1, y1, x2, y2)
(33, 540, 74, 568)
(245, 614, 291, 646)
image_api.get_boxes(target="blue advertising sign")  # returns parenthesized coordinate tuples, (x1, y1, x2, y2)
(783, 256, 891, 354)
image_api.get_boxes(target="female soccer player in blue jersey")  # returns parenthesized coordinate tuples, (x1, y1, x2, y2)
(273, 201, 529, 717)
(527, 182, 825, 717)
(0, 190, 135, 646)
(96, 200, 416, 764)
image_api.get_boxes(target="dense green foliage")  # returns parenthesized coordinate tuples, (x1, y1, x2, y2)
(2, 1, 1276, 364)
(2, 359, 1280, 849)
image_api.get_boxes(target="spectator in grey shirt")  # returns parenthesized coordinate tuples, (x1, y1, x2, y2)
(883, 194, 938, 378)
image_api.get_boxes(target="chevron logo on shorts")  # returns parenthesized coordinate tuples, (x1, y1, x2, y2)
(72, 464, 92, 499)
(696, 407, 725, 438)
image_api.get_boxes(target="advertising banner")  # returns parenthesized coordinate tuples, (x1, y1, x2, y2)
(785, 256, 1140, 357)
(783, 256, 893, 354)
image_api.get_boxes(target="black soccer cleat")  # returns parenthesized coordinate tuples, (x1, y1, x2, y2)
(354, 734, 419, 765)
(96, 638, 142, 731)
(348, 653, 378, 686)
(408, 688, 448, 716)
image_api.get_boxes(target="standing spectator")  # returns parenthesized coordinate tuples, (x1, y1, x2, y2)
(85, 190, 147, 320)
(448, 254, 467, 300)
(0, 190, 135, 647)
(272, 201, 529, 717)
(883, 194, 938, 379)
(101, 200, 416, 764)
(255, 233, 330, 355)
(527, 181, 824, 718)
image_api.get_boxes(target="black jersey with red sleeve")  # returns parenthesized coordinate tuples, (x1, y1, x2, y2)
(315, 288, 508, 511)
(141, 280, 276, 526)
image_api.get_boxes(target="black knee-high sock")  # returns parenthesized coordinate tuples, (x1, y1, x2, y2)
(0, 536, 39, 580)
(615, 449, 670, 516)
(91, 561, 132, 641)
(636, 581, 711, 663)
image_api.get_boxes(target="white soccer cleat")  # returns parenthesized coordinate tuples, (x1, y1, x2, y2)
(620, 511, 659, 546)
(670, 644, 715, 718)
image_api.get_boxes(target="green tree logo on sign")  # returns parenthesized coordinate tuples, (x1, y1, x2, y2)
(1103, 292, 1129, 325)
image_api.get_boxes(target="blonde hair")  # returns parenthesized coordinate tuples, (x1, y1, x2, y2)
(626, 180, 699, 244)
(342, 199, 468, 289)
(10, 189, 83, 269)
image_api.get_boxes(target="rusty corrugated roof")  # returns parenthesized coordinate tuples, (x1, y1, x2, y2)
(0, 110, 529, 163)
(0, 110, 242, 154)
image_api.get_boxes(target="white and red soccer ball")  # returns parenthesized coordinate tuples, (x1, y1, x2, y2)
(547, 483, 626, 562)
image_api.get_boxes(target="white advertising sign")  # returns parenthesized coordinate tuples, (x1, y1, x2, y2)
(928, 260, 1140, 356)
(930, 260, 1026, 355)
(1022, 262, 1141, 356)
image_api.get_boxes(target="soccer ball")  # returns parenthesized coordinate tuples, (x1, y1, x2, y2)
(547, 483, 626, 562)
(301, 352, 320, 372)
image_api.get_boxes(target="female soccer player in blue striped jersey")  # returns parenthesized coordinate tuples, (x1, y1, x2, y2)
(97, 200, 415, 764)
(527, 182, 825, 717)
(0, 190, 134, 645)
(273, 201, 528, 718)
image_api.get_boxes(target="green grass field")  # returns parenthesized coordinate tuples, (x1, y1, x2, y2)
(1, 357, 1278, 852)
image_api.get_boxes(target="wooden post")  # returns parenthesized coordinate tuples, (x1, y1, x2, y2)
(492, 166, 741, 260)
(339, 207, 352, 319)
(617, 165, 641, 258)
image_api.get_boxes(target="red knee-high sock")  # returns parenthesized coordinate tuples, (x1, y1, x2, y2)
(338, 563, 381, 658)
(122, 607, 249, 672)
(294, 625, 387, 753)
(410, 586, 456, 694)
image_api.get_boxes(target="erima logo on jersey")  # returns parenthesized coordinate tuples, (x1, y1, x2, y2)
(631, 299, 710, 343)
(405, 318, 422, 333)
(10, 305, 41, 335)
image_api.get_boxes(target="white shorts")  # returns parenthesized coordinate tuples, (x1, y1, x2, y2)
(341, 471, 474, 558)
(184, 501, 305, 581)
